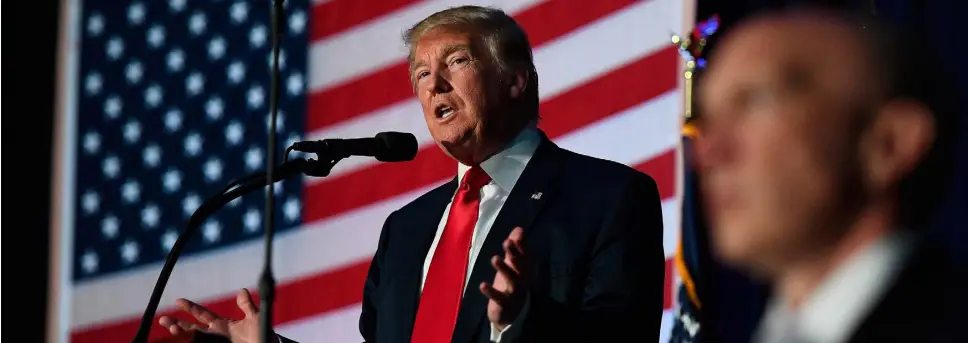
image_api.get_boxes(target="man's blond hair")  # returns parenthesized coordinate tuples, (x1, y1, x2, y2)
(403, 5, 539, 118)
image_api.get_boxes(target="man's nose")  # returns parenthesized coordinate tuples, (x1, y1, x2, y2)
(425, 70, 452, 94)
(694, 125, 735, 171)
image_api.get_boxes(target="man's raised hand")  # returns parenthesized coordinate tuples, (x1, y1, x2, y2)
(158, 288, 261, 343)
(479, 226, 534, 330)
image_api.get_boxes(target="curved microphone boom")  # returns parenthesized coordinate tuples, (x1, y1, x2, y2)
(130, 158, 315, 343)
(129, 131, 417, 342)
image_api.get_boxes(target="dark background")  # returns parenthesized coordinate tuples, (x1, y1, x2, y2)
(9, 0, 966, 341)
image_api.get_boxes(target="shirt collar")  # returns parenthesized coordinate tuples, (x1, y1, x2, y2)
(456, 123, 541, 192)
(757, 230, 913, 343)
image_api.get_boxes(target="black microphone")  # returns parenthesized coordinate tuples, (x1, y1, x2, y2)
(291, 131, 418, 162)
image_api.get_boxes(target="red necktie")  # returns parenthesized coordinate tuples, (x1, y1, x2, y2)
(411, 166, 491, 343)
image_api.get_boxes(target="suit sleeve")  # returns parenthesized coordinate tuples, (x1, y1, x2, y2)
(521, 172, 665, 342)
(359, 210, 397, 342)
(579, 172, 665, 339)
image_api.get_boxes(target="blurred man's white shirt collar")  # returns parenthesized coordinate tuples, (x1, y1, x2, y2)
(754, 230, 914, 343)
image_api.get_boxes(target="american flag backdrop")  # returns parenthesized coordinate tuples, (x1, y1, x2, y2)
(50, 0, 692, 342)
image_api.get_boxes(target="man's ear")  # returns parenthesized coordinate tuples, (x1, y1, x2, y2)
(859, 100, 935, 192)
(508, 67, 529, 99)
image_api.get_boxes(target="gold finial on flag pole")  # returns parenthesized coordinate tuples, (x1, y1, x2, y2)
(673, 14, 719, 129)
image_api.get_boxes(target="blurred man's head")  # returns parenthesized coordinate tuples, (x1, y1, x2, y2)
(404, 6, 539, 166)
(695, 8, 956, 277)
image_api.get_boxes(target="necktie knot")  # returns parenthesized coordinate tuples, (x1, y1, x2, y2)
(461, 166, 491, 191)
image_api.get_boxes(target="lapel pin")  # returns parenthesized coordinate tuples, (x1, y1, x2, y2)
(531, 192, 542, 200)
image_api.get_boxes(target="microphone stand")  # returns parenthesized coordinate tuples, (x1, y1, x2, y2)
(130, 158, 316, 343)
(261, 0, 286, 342)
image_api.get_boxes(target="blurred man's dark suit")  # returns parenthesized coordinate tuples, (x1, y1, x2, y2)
(754, 231, 968, 343)
(846, 234, 968, 343)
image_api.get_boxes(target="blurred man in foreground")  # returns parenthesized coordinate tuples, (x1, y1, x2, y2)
(158, 5, 666, 343)
(695, 7, 966, 343)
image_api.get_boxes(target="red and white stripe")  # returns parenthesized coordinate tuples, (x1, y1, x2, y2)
(61, 0, 689, 341)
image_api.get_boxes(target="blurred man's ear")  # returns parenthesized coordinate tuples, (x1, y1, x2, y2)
(859, 100, 935, 194)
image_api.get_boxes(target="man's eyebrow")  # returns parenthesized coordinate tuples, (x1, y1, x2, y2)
(410, 59, 427, 76)
(440, 44, 472, 58)
(409, 44, 473, 80)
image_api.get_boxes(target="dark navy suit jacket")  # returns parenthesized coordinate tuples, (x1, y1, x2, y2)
(354, 132, 666, 343)
(845, 235, 968, 343)
(192, 131, 668, 343)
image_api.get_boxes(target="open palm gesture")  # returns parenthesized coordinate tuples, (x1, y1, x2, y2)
(479, 227, 533, 330)
(158, 288, 261, 343)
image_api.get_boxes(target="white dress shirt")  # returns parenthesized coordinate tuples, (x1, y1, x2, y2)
(753, 231, 914, 343)
(420, 124, 540, 343)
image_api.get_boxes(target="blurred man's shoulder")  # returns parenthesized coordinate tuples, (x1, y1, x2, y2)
(851, 236, 968, 342)
(877, 235, 968, 316)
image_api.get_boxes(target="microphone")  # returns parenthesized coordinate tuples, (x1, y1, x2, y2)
(290, 131, 418, 162)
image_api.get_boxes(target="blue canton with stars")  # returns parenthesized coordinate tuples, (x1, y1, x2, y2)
(73, 0, 309, 282)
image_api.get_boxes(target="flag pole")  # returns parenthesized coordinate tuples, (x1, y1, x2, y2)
(669, 11, 718, 318)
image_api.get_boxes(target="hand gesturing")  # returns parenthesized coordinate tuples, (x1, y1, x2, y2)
(158, 288, 261, 343)
(479, 227, 533, 330)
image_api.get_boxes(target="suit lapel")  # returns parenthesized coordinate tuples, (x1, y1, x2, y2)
(451, 136, 566, 343)
(395, 178, 458, 341)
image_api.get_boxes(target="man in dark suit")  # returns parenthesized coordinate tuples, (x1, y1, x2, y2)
(158, 5, 666, 343)
(694, 6, 966, 343)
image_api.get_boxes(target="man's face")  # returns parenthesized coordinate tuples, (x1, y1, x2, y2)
(695, 18, 871, 274)
(411, 27, 510, 165)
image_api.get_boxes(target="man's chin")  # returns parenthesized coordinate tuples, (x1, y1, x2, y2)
(437, 132, 475, 149)
(710, 225, 761, 266)
(439, 136, 469, 148)
(712, 232, 792, 279)
(436, 139, 475, 164)
(711, 237, 749, 266)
